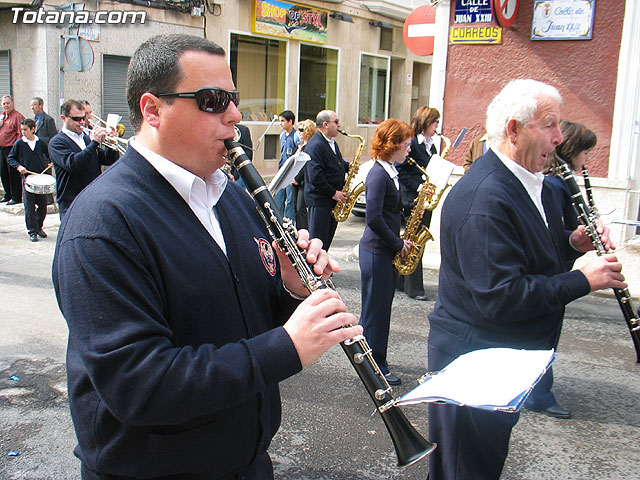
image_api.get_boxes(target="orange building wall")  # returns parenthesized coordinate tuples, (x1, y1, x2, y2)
(442, 0, 624, 177)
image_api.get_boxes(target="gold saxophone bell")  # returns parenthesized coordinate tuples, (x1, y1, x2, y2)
(332, 129, 366, 222)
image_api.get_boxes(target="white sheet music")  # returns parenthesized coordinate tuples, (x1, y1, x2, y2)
(268, 150, 310, 195)
(396, 348, 555, 412)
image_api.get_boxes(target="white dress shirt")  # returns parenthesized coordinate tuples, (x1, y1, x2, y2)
(129, 137, 229, 255)
(492, 146, 548, 227)
(62, 127, 87, 150)
(321, 132, 337, 154)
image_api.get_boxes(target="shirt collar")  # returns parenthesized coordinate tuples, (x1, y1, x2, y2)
(492, 146, 545, 188)
(62, 127, 85, 141)
(321, 132, 335, 144)
(417, 133, 433, 150)
(129, 137, 228, 208)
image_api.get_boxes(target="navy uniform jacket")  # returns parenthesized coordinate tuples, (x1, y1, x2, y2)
(34, 112, 58, 145)
(303, 132, 349, 207)
(429, 149, 590, 358)
(49, 131, 119, 214)
(360, 161, 404, 255)
(7, 138, 49, 173)
(52, 147, 302, 478)
(396, 135, 437, 222)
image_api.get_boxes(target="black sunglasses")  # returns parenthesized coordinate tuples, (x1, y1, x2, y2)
(69, 115, 86, 122)
(157, 87, 240, 114)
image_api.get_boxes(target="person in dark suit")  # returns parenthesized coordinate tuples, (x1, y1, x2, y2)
(52, 34, 361, 480)
(48, 99, 119, 219)
(7, 118, 51, 241)
(359, 118, 413, 386)
(30, 97, 58, 145)
(395, 106, 440, 301)
(303, 110, 349, 251)
(523, 120, 598, 419)
(427, 79, 626, 480)
(228, 122, 252, 189)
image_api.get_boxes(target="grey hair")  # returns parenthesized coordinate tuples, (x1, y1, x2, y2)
(486, 79, 561, 146)
(315, 110, 333, 127)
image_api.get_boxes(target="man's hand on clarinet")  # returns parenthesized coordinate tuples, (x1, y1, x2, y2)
(570, 219, 616, 252)
(579, 254, 627, 291)
(283, 289, 361, 367)
(274, 229, 339, 297)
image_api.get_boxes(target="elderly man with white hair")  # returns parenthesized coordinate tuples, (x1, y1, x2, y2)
(426, 79, 626, 480)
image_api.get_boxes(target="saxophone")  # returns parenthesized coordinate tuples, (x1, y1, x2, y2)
(393, 134, 452, 275)
(332, 130, 366, 222)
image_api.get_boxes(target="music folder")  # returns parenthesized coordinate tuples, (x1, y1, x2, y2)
(395, 348, 555, 413)
(268, 150, 310, 195)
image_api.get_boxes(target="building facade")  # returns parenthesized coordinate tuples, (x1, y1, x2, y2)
(1, 0, 639, 290)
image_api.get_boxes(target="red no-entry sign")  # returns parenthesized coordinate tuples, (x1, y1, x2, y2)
(403, 5, 437, 56)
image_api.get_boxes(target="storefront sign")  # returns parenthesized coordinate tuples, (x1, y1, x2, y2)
(454, 0, 493, 24)
(252, 0, 328, 44)
(531, 0, 595, 40)
(449, 26, 502, 44)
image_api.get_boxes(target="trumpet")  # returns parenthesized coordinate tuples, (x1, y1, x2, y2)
(88, 113, 128, 155)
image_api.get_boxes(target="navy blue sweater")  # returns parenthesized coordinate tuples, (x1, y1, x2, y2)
(7, 137, 49, 174)
(303, 132, 349, 207)
(53, 148, 302, 478)
(429, 150, 590, 357)
(359, 161, 404, 255)
(49, 131, 118, 214)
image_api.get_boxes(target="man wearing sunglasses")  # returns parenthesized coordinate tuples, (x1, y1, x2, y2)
(53, 34, 360, 480)
(303, 110, 350, 251)
(48, 99, 119, 219)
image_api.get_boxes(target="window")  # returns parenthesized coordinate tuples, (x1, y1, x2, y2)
(298, 44, 338, 122)
(230, 33, 286, 122)
(0, 51, 11, 97)
(358, 54, 390, 125)
(102, 55, 132, 138)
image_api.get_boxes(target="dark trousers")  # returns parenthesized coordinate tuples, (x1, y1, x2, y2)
(524, 366, 556, 410)
(307, 205, 338, 251)
(81, 451, 273, 480)
(292, 183, 308, 231)
(398, 257, 425, 297)
(359, 246, 397, 374)
(23, 182, 47, 234)
(427, 342, 520, 480)
(0, 145, 23, 202)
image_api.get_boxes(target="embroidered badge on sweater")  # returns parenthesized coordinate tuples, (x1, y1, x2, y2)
(255, 237, 276, 276)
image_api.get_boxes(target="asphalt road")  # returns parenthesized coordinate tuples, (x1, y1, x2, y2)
(1, 203, 639, 479)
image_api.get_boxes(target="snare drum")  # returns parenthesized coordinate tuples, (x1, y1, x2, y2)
(25, 174, 56, 195)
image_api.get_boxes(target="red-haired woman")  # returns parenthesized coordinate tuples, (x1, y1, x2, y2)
(359, 118, 413, 386)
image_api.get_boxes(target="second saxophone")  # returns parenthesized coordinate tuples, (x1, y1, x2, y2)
(332, 129, 365, 222)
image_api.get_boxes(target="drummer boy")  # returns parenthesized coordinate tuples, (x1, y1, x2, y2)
(7, 118, 52, 242)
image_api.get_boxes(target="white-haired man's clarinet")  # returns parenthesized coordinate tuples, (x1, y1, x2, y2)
(224, 138, 435, 467)
(555, 157, 640, 362)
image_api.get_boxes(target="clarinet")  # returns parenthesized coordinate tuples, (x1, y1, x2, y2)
(555, 157, 640, 363)
(224, 138, 435, 467)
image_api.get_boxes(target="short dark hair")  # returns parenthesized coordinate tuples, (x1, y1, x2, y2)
(279, 110, 295, 123)
(80, 100, 91, 106)
(127, 34, 225, 132)
(32, 97, 44, 106)
(61, 99, 84, 116)
(21, 118, 36, 129)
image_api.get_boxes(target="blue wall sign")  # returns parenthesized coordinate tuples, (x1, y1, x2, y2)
(454, 0, 493, 24)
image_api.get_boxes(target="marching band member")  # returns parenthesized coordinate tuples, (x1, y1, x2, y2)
(359, 118, 413, 386)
